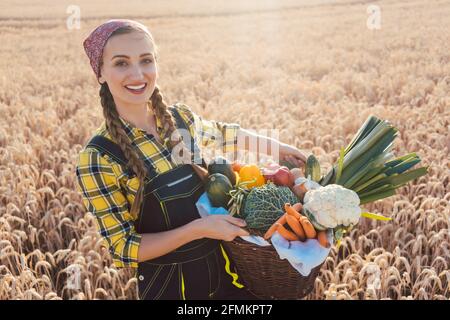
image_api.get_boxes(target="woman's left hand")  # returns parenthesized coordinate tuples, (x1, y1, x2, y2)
(278, 142, 307, 168)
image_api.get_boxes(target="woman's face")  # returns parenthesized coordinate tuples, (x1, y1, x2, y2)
(99, 31, 158, 108)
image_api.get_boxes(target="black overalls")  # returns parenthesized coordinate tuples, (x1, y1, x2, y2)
(86, 105, 257, 300)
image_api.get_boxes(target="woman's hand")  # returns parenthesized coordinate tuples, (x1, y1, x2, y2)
(278, 142, 307, 168)
(193, 215, 250, 242)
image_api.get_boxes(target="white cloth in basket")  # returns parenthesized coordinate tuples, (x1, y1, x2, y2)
(195, 191, 332, 276)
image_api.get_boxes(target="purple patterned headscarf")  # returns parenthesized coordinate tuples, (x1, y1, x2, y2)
(83, 19, 151, 81)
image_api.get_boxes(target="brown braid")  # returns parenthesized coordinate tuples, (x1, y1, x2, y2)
(150, 85, 195, 169)
(99, 82, 148, 220)
(151, 85, 184, 149)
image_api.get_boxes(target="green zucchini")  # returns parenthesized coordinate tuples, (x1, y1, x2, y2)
(207, 156, 236, 186)
(205, 173, 233, 208)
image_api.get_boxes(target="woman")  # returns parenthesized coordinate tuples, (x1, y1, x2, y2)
(76, 19, 307, 300)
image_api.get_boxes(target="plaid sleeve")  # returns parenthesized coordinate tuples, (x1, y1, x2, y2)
(175, 103, 240, 153)
(75, 148, 141, 269)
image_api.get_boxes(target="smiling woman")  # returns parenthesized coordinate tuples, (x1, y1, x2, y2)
(78, 19, 261, 300)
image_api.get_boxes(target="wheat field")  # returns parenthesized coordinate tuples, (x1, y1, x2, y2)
(0, 0, 449, 300)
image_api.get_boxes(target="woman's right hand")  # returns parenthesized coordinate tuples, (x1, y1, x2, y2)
(193, 215, 250, 242)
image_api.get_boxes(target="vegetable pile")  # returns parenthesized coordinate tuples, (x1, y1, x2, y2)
(203, 115, 428, 247)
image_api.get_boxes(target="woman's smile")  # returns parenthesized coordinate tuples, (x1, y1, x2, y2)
(125, 82, 147, 94)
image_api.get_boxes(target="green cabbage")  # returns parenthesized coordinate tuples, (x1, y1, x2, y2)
(242, 182, 298, 232)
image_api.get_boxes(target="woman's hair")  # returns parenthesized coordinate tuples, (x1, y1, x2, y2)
(99, 24, 184, 220)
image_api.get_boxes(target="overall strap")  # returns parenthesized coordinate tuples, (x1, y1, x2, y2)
(85, 135, 158, 182)
(168, 105, 207, 169)
(86, 135, 129, 168)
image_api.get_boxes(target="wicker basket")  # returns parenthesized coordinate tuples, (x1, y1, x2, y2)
(223, 231, 325, 300)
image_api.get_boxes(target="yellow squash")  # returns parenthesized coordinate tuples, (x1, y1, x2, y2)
(238, 164, 266, 189)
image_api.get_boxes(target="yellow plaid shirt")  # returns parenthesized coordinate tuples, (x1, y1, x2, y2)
(75, 103, 240, 268)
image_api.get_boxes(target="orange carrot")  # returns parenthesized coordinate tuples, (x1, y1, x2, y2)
(286, 214, 306, 241)
(317, 230, 330, 248)
(299, 216, 317, 239)
(277, 224, 299, 241)
(293, 203, 303, 212)
(273, 213, 287, 228)
(284, 203, 302, 220)
(264, 214, 287, 240)
(264, 223, 279, 240)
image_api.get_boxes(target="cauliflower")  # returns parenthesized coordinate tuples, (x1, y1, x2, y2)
(303, 184, 361, 229)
